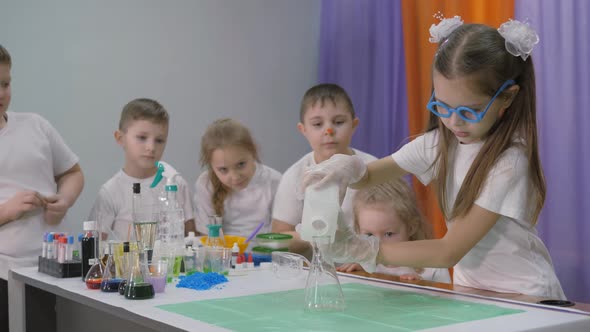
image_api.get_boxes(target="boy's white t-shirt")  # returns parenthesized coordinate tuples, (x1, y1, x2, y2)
(375, 265, 451, 284)
(0, 112, 79, 279)
(88, 170, 194, 241)
(272, 149, 377, 229)
(194, 163, 281, 237)
(392, 130, 566, 299)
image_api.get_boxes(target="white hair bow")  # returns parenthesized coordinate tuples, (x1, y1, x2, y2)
(497, 19, 539, 61)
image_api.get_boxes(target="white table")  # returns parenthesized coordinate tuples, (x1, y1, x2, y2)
(9, 266, 590, 332)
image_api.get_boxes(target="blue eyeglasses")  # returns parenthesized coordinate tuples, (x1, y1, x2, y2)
(427, 80, 515, 123)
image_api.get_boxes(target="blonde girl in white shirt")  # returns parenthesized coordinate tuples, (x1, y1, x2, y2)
(194, 118, 281, 237)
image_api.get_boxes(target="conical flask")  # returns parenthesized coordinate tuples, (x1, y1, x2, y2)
(84, 234, 104, 290)
(124, 250, 155, 300)
(101, 241, 123, 292)
(304, 237, 345, 312)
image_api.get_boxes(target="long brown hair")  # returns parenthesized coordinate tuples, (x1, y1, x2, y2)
(428, 24, 545, 224)
(200, 118, 260, 216)
(353, 178, 431, 241)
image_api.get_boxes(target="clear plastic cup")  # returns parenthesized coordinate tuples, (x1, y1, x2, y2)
(145, 259, 168, 293)
(203, 247, 232, 275)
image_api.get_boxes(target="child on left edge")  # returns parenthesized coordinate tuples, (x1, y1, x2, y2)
(194, 118, 282, 237)
(88, 98, 195, 241)
(0, 44, 84, 331)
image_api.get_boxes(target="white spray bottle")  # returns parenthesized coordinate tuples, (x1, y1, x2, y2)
(150, 161, 185, 271)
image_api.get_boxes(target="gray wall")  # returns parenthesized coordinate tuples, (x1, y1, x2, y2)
(1, 0, 319, 236)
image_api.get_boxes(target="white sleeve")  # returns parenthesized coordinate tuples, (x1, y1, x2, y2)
(475, 147, 532, 222)
(271, 166, 304, 226)
(87, 186, 117, 234)
(193, 173, 216, 234)
(38, 115, 79, 176)
(391, 131, 439, 185)
(268, 168, 282, 216)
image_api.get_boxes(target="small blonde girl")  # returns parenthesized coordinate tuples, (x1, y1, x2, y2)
(337, 179, 450, 283)
(194, 118, 281, 237)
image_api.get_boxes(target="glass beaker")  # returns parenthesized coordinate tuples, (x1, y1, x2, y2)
(145, 259, 168, 293)
(133, 204, 159, 262)
(101, 241, 124, 292)
(203, 247, 232, 275)
(304, 237, 345, 312)
(124, 250, 155, 300)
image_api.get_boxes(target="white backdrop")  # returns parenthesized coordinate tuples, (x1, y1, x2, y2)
(0, 0, 320, 237)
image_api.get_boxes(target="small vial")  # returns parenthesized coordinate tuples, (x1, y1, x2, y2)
(66, 236, 74, 261)
(57, 237, 67, 263)
(41, 232, 48, 258)
(231, 243, 239, 269)
(73, 233, 83, 260)
(46, 234, 55, 259)
(246, 252, 254, 269)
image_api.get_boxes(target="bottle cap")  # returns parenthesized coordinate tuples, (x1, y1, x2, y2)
(59, 237, 68, 244)
(231, 242, 239, 252)
(133, 182, 140, 194)
(83, 221, 97, 231)
(207, 224, 222, 237)
(67, 236, 74, 244)
(47, 234, 54, 242)
(78, 233, 84, 242)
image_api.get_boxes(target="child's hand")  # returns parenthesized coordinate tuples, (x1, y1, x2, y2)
(399, 273, 423, 281)
(1, 190, 46, 222)
(42, 194, 69, 225)
(336, 263, 364, 273)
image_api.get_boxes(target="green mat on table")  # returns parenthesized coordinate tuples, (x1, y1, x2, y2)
(157, 283, 524, 331)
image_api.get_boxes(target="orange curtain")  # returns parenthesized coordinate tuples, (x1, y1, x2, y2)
(400, 0, 514, 239)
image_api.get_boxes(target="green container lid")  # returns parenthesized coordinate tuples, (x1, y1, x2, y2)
(252, 246, 289, 254)
(206, 224, 222, 237)
(256, 233, 293, 240)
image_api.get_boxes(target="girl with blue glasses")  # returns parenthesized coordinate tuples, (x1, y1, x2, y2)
(302, 17, 566, 300)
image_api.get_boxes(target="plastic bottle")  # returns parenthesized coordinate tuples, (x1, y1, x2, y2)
(185, 231, 196, 247)
(151, 163, 184, 269)
(231, 242, 239, 268)
(81, 221, 99, 281)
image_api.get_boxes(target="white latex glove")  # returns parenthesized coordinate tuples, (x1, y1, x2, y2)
(302, 154, 367, 204)
(320, 211, 380, 273)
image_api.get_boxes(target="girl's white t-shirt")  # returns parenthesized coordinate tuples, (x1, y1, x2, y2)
(0, 112, 79, 279)
(193, 163, 281, 237)
(391, 130, 565, 299)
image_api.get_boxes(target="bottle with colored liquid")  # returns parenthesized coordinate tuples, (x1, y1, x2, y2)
(81, 221, 99, 281)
